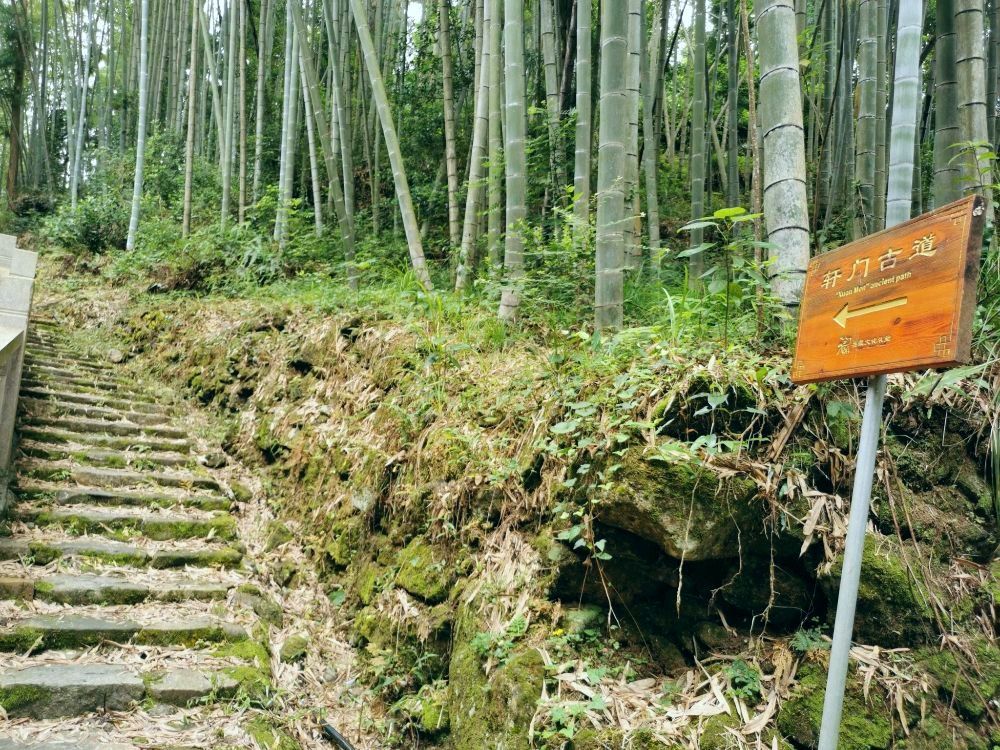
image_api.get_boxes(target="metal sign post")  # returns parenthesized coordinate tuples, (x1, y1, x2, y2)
(816, 373, 887, 750)
(790, 195, 985, 748)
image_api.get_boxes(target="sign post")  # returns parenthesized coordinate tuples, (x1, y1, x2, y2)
(791, 195, 986, 750)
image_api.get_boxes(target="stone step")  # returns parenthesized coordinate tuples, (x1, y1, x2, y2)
(14, 505, 238, 542)
(22, 398, 170, 426)
(19, 387, 169, 415)
(18, 460, 220, 491)
(24, 416, 187, 441)
(14, 483, 230, 512)
(20, 378, 158, 403)
(0, 613, 247, 652)
(18, 426, 191, 453)
(22, 367, 137, 392)
(0, 739, 138, 750)
(0, 536, 243, 569)
(26, 355, 110, 374)
(18, 441, 193, 470)
(23, 362, 131, 383)
(0, 571, 237, 604)
(0, 662, 241, 718)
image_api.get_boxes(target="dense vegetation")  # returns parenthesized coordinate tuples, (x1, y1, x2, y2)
(1, 0, 999, 746)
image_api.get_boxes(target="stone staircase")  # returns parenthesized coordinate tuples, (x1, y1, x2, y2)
(0, 320, 277, 748)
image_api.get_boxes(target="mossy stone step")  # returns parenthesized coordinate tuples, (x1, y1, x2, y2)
(20, 387, 171, 415)
(0, 537, 243, 569)
(25, 416, 187, 440)
(27, 356, 110, 374)
(16, 506, 238, 541)
(18, 441, 193, 469)
(11, 572, 233, 604)
(0, 663, 145, 718)
(18, 426, 191, 453)
(14, 484, 230, 512)
(19, 462, 220, 491)
(22, 398, 170, 426)
(0, 740, 138, 750)
(23, 362, 132, 383)
(0, 662, 242, 718)
(0, 613, 248, 652)
(20, 379, 158, 403)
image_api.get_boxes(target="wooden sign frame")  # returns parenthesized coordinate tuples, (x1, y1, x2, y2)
(791, 195, 986, 384)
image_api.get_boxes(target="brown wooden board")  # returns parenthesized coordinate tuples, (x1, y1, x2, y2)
(791, 195, 986, 384)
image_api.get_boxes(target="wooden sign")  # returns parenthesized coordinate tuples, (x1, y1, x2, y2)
(792, 195, 986, 384)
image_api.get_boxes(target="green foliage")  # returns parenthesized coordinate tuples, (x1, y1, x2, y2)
(724, 658, 762, 702)
(470, 616, 529, 665)
(790, 625, 829, 654)
(42, 193, 130, 254)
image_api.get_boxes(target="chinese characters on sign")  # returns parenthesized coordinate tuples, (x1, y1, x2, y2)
(820, 233, 936, 291)
(791, 196, 986, 384)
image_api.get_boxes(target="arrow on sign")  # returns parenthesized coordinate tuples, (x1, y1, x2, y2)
(833, 297, 908, 328)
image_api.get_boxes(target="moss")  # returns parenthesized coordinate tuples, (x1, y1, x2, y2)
(230, 481, 253, 503)
(324, 520, 362, 569)
(214, 639, 272, 674)
(448, 606, 545, 750)
(354, 562, 388, 605)
(697, 712, 793, 750)
(776, 661, 892, 749)
(278, 635, 309, 664)
(918, 642, 1000, 722)
(151, 546, 243, 569)
(264, 520, 293, 551)
(598, 448, 759, 560)
(0, 627, 44, 652)
(393, 682, 451, 736)
(137, 623, 243, 648)
(0, 684, 47, 714)
(822, 536, 933, 647)
(246, 717, 300, 750)
(233, 587, 283, 626)
(394, 538, 453, 604)
(25, 542, 61, 566)
(223, 665, 273, 703)
(897, 715, 990, 750)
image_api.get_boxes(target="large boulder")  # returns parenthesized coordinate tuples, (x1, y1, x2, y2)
(598, 449, 759, 560)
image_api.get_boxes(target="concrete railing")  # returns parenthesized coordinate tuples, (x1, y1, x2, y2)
(0, 233, 37, 480)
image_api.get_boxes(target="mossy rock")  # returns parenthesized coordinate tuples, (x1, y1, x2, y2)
(264, 520, 293, 551)
(776, 661, 893, 749)
(820, 535, 933, 647)
(447, 604, 544, 750)
(394, 538, 454, 604)
(278, 634, 309, 664)
(392, 682, 450, 736)
(598, 449, 759, 560)
(896, 714, 991, 750)
(354, 561, 389, 605)
(246, 717, 299, 750)
(696, 712, 793, 750)
(571, 727, 674, 749)
(324, 519, 363, 569)
(917, 641, 1000, 722)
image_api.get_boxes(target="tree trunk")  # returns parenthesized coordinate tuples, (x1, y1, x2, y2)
(855, 0, 876, 237)
(439, 0, 461, 248)
(885, 0, 923, 227)
(487, 0, 504, 264)
(126, 0, 150, 251)
(933, 0, 961, 206)
(572, 0, 592, 222)
(350, 0, 433, 289)
(455, 0, 494, 290)
(595, 0, 628, 331)
(182, 0, 199, 236)
(955, 0, 991, 193)
(689, 0, 707, 285)
(758, 0, 809, 306)
(497, 0, 527, 320)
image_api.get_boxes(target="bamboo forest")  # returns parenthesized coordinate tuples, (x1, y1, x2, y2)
(0, 0, 998, 747)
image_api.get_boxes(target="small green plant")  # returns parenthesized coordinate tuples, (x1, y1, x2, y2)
(791, 626, 829, 654)
(724, 659, 762, 703)
(470, 616, 529, 665)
